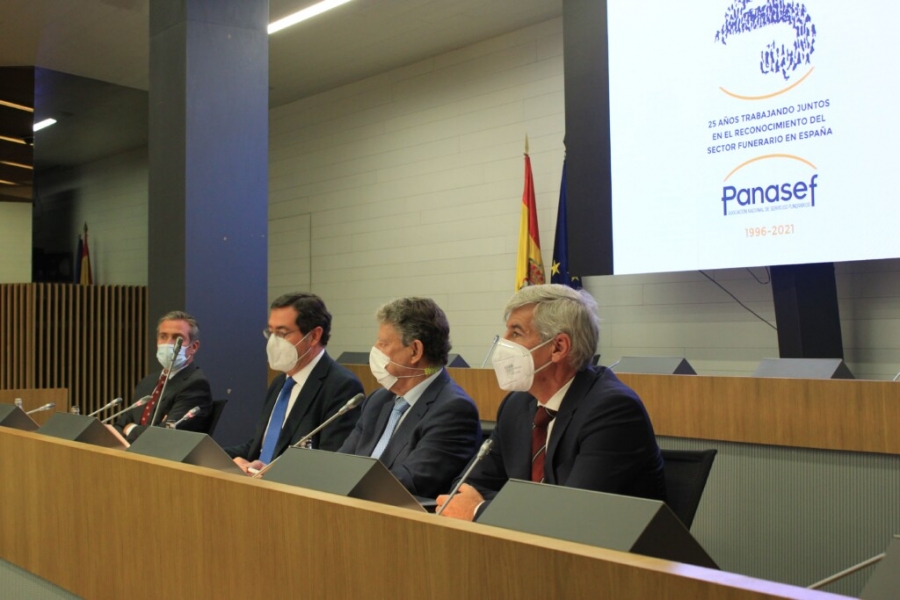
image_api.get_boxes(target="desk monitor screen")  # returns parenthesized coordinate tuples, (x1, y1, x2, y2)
(264, 449, 426, 513)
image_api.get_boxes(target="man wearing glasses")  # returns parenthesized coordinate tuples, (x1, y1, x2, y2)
(225, 292, 364, 475)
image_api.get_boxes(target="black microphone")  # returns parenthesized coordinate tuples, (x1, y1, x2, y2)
(251, 392, 365, 479)
(150, 336, 184, 426)
(87, 397, 123, 418)
(481, 335, 500, 368)
(436, 438, 494, 516)
(166, 406, 200, 429)
(101, 396, 150, 424)
(26, 402, 56, 415)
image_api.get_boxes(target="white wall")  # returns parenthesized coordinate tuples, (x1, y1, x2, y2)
(268, 17, 900, 379)
(0, 202, 32, 282)
(39, 18, 900, 379)
(34, 147, 148, 285)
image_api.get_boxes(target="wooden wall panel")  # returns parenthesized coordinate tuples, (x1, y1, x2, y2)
(0, 284, 147, 416)
(345, 365, 900, 456)
(0, 389, 68, 426)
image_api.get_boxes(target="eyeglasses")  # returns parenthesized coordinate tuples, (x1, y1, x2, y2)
(263, 328, 300, 340)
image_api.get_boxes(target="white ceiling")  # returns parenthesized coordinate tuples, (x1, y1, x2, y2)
(0, 0, 562, 107)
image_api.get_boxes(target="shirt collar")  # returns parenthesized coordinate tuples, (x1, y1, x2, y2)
(398, 368, 442, 407)
(287, 348, 325, 387)
(539, 375, 576, 413)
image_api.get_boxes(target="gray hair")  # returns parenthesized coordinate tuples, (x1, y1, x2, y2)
(376, 297, 451, 367)
(504, 284, 599, 370)
(157, 310, 200, 343)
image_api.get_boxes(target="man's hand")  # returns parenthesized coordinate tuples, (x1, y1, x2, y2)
(233, 457, 265, 476)
(436, 484, 483, 521)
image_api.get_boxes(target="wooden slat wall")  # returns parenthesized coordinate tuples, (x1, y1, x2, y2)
(0, 284, 147, 414)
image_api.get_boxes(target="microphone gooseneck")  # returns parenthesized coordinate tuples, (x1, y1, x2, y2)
(436, 438, 494, 516)
(166, 406, 200, 429)
(150, 336, 184, 427)
(251, 392, 366, 479)
(101, 396, 150, 424)
(87, 397, 123, 418)
(481, 335, 501, 368)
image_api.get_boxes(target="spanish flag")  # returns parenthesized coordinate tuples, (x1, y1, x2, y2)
(515, 150, 545, 291)
(79, 223, 93, 285)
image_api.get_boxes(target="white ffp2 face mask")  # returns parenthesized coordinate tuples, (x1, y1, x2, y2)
(267, 331, 311, 372)
(369, 346, 430, 391)
(490, 338, 553, 392)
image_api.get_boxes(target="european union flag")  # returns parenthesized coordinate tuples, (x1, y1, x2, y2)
(551, 160, 581, 289)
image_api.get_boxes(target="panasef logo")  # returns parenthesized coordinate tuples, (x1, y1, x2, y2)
(714, 0, 817, 99)
(721, 155, 818, 216)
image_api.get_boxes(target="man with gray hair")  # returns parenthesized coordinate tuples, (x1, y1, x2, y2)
(437, 284, 665, 520)
(114, 311, 213, 442)
(339, 297, 481, 499)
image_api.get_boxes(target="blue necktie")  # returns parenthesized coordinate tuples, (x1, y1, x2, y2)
(259, 377, 296, 464)
(370, 397, 409, 459)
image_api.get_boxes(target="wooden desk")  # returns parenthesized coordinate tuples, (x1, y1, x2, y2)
(0, 428, 846, 599)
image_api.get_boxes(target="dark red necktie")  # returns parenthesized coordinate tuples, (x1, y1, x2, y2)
(139, 374, 167, 425)
(531, 406, 556, 483)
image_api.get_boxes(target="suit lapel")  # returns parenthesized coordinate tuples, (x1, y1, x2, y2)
(154, 365, 193, 424)
(379, 371, 448, 466)
(508, 395, 538, 480)
(358, 392, 395, 457)
(544, 369, 593, 483)
(275, 355, 329, 451)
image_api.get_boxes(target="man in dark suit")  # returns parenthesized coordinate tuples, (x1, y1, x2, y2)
(338, 297, 481, 499)
(437, 284, 665, 520)
(226, 292, 363, 475)
(114, 311, 213, 443)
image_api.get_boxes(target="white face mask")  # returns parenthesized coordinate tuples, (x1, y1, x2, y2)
(369, 346, 428, 391)
(157, 343, 189, 370)
(267, 331, 312, 373)
(491, 337, 553, 392)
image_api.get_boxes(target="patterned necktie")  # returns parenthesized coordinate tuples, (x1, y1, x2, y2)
(259, 377, 296, 464)
(370, 397, 410, 459)
(139, 373, 167, 426)
(531, 405, 557, 483)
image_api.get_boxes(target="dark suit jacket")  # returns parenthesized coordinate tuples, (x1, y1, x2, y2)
(114, 363, 213, 443)
(225, 352, 363, 461)
(338, 369, 482, 499)
(467, 366, 665, 509)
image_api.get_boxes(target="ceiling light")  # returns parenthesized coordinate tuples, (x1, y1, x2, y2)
(33, 118, 57, 132)
(0, 160, 32, 170)
(0, 99, 33, 113)
(268, 0, 353, 34)
(0, 179, 19, 185)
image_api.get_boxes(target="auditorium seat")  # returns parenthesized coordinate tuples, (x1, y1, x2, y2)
(207, 399, 228, 436)
(661, 448, 717, 529)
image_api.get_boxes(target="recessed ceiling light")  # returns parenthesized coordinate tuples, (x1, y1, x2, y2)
(0, 161, 32, 170)
(268, 0, 353, 34)
(0, 99, 33, 113)
(0, 135, 27, 145)
(33, 118, 57, 132)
